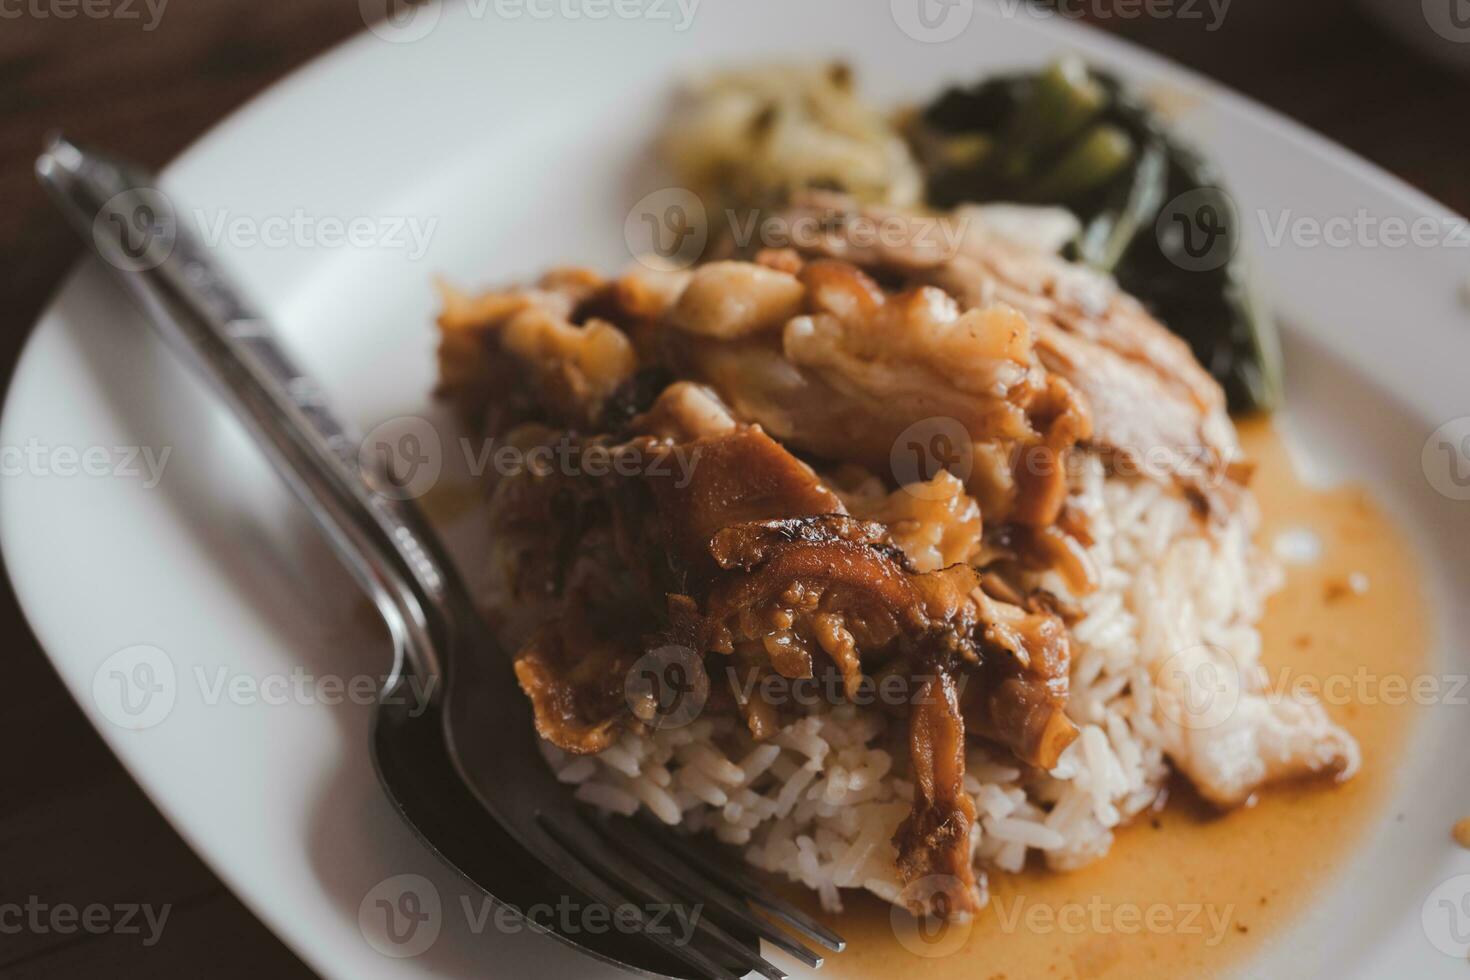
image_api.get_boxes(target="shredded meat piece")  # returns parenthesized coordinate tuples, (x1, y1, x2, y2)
(632, 427, 845, 585)
(437, 269, 637, 430)
(629, 381, 738, 441)
(1014, 523, 1099, 596)
(695, 516, 980, 673)
(837, 469, 984, 573)
(1026, 319, 1243, 514)
(612, 265, 692, 322)
(1153, 645, 1359, 808)
(757, 193, 1246, 515)
(670, 261, 807, 339)
(512, 609, 640, 755)
(963, 587, 1078, 770)
(895, 668, 981, 917)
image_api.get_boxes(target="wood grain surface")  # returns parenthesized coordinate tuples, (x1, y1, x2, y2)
(0, 2, 1465, 976)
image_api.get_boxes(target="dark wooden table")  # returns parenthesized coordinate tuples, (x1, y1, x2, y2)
(1, 2, 1466, 976)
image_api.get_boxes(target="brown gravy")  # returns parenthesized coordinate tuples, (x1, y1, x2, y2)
(787, 420, 1430, 979)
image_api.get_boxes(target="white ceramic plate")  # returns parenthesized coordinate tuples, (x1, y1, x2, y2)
(5, 1, 1470, 976)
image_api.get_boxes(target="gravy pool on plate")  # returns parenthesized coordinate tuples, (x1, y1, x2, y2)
(790, 419, 1429, 979)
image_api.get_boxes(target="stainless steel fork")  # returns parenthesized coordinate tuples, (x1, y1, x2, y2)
(37, 137, 844, 980)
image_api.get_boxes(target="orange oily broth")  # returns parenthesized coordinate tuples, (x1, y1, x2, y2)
(782, 420, 1429, 980)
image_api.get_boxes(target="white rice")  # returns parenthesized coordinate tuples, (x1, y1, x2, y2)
(540, 456, 1277, 913)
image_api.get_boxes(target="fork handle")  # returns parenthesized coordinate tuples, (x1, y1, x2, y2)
(36, 136, 449, 687)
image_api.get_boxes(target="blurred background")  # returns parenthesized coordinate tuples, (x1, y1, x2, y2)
(1, 1, 1466, 976)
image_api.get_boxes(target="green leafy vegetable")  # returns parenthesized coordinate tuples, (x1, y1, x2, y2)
(912, 58, 1281, 413)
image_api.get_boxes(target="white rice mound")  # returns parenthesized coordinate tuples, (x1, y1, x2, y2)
(540, 455, 1279, 914)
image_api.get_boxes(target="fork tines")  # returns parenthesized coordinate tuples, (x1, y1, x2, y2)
(534, 807, 845, 980)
